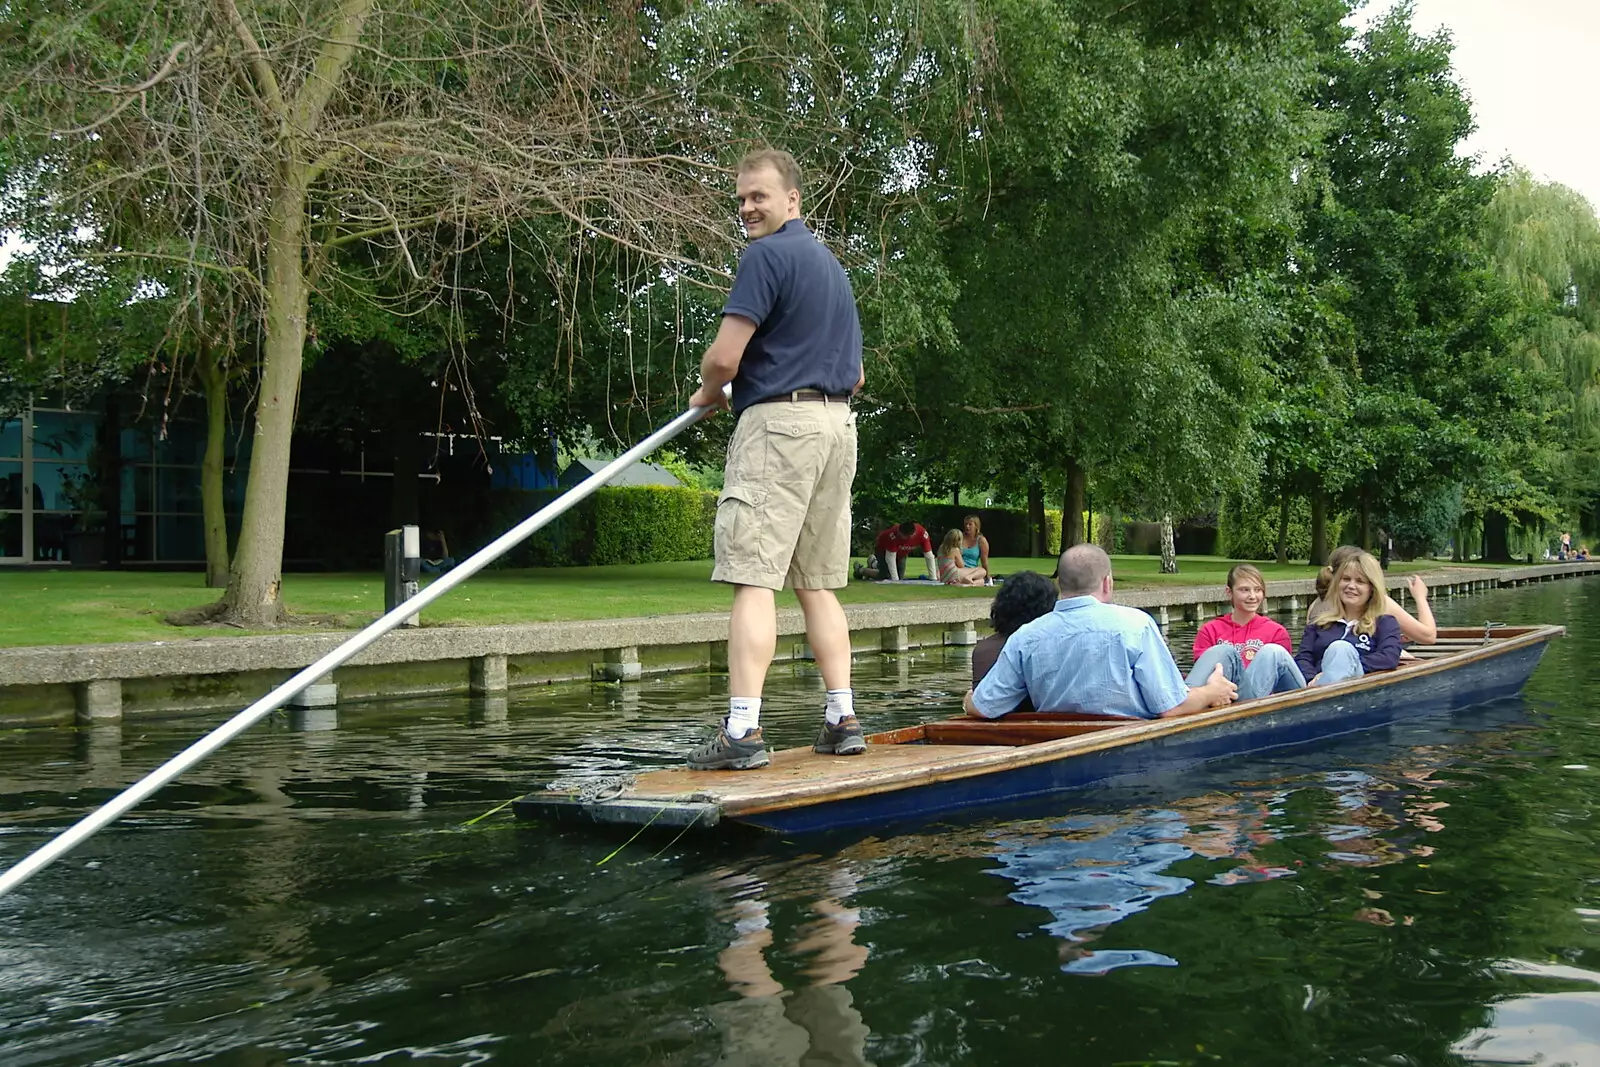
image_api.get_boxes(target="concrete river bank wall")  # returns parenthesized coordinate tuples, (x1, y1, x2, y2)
(1, 562, 1595, 728)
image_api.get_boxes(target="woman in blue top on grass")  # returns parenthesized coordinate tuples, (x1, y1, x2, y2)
(960, 514, 990, 574)
(1295, 550, 1403, 687)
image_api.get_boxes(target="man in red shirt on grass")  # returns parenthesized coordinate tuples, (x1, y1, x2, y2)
(1187, 563, 1305, 700)
(859, 521, 938, 581)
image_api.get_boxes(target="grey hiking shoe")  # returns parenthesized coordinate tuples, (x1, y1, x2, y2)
(813, 716, 866, 756)
(687, 723, 770, 771)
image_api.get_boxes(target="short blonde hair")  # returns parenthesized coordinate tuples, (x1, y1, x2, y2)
(737, 148, 801, 194)
(1311, 550, 1387, 635)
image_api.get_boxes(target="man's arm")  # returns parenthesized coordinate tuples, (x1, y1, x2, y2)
(964, 640, 1030, 719)
(1160, 663, 1238, 719)
(689, 315, 759, 410)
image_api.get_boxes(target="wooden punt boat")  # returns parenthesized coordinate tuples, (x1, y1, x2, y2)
(514, 624, 1563, 834)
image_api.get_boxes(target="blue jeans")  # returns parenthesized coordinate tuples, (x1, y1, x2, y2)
(1310, 641, 1364, 686)
(1187, 643, 1306, 700)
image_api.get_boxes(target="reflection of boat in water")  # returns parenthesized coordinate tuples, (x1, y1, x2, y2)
(516, 625, 1562, 834)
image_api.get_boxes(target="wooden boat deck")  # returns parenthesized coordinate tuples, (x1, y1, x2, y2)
(521, 625, 1564, 829)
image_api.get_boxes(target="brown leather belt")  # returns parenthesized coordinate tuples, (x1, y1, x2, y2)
(748, 389, 852, 406)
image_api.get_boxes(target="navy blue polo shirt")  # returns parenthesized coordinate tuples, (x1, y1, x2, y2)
(722, 219, 862, 415)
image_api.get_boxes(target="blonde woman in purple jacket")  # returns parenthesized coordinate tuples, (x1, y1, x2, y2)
(1295, 551, 1403, 686)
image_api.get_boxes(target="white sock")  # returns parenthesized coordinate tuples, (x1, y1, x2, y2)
(825, 689, 854, 725)
(727, 697, 761, 738)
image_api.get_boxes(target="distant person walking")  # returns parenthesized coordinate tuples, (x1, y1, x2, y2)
(686, 147, 865, 771)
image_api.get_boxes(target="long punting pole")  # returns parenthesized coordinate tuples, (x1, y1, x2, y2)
(0, 397, 721, 899)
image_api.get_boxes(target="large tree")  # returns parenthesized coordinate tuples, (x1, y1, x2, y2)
(924, 0, 1323, 551)
(2, 0, 741, 623)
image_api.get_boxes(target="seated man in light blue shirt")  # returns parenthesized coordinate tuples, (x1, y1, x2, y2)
(963, 544, 1237, 720)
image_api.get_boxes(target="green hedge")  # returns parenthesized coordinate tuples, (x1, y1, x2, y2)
(591, 485, 717, 565)
(481, 485, 714, 567)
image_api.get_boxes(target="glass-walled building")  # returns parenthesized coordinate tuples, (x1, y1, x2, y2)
(0, 402, 240, 564)
(4, 396, 534, 568)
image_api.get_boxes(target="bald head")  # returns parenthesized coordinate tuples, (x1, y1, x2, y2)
(1057, 543, 1112, 600)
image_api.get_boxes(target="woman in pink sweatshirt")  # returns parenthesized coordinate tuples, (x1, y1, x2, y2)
(1187, 564, 1306, 700)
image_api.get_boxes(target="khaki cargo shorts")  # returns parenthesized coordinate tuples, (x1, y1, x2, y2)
(712, 399, 858, 590)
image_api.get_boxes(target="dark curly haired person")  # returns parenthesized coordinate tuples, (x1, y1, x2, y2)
(971, 571, 1059, 712)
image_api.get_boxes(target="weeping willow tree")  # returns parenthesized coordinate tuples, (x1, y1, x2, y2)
(1481, 168, 1600, 534)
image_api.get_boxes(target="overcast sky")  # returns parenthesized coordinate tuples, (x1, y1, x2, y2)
(1352, 0, 1599, 209)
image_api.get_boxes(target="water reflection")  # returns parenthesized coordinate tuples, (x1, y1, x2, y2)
(981, 748, 1488, 974)
(704, 862, 873, 1065)
(1455, 961, 1600, 1066)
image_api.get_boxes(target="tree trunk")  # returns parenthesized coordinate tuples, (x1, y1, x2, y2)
(1309, 493, 1328, 565)
(1274, 491, 1291, 565)
(1159, 514, 1178, 574)
(1359, 497, 1372, 550)
(1062, 457, 1086, 549)
(97, 396, 121, 569)
(219, 174, 310, 625)
(1097, 504, 1118, 553)
(1452, 520, 1465, 562)
(952, 486, 960, 506)
(1482, 510, 1513, 562)
(180, 0, 373, 626)
(197, 347, 231, 588)
(1027, 480, 1045, 557)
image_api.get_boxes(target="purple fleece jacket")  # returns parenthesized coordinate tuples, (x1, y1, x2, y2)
(1295, 615, 1403, 678)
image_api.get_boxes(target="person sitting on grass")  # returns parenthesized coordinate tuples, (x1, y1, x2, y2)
(973, 570, 1058, 695)
(1295, 550, 1403, 687)
(857, 521, 937, 581)
(960, 514, 991, 576)
(936, 528, 988, 586)
(964, 544, 1237, 720)
(1306, 544, 1437, 644)
(421, 529, 456, 575)
(1188, 563, 1305, 700)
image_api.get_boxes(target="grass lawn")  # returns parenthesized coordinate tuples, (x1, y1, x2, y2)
(0, 554, 1514, 649)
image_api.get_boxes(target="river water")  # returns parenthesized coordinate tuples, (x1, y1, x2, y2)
(3, 577, 1600, 1066)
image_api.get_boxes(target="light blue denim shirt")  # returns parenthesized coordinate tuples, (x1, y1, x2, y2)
(970, 596, 1190, 720)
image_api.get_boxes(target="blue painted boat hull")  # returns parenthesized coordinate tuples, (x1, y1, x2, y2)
(738, 640, 1549, 833)
(516, 627, 1560, 835)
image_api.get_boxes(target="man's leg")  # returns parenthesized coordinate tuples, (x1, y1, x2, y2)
(729, 584, 779, 697)
(1238, 645, 1306, 700)
(797, 586, 865, 756)
(1187, 644, 1242, 687)
(795, 588, 850, 691)
(687, 584, 776, 771)
(1312, 642, 1364, 686)
(793, 403, 862, 756)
